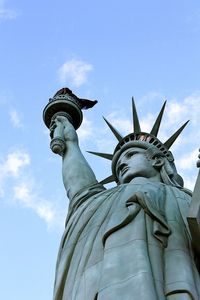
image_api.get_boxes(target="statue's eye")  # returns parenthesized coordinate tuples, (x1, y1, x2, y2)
(127, 152, 133, 158)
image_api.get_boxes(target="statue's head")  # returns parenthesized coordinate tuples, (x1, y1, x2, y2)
(113, 142, 184, 186)
(89, 99, 188, 188)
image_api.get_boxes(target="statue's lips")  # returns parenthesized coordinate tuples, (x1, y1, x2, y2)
(121, 167, 129, 175)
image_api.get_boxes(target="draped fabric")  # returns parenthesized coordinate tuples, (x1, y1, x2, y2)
(53, 178, 200, 300)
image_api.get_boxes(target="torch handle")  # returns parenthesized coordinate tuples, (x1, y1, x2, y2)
(49, 111, 74, 156)
(50, 119, 66, 156)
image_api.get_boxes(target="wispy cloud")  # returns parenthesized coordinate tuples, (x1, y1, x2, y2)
(0, 150, 30, 178)
(9, 109, 23, 128)
(0, 0, 18, 20)
(183, 174, 197, 191)
(139, 91, 165, 105)
(106, 111, 132, 135)
(176, 148, 198, 171)
(136, 91, 200, 144)
(0, 150, 30, 196)
(13, 180, 65, 229)
(77, 116, 94, 142)
(0, 149, 65, 229)
(58, 59, 93, 87)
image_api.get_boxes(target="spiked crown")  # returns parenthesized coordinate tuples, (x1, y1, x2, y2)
(88, 98, 189, 184)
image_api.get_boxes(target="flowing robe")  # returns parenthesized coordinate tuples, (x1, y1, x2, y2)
(53, 178, 200, 300)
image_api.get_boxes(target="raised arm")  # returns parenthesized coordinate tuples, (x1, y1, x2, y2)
(51, 115, 98, 200)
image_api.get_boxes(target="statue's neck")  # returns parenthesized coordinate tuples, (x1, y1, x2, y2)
(129, 175, 161, 185)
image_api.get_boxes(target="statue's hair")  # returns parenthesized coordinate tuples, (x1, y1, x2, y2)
(157, 157, 192, 196)
(145, 146, 183, 187)
(154, 156, 183, 187)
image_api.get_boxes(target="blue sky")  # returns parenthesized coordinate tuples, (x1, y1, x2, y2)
(1, 0, 200, 299)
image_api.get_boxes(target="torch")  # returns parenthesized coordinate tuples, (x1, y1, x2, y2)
(43, 87, 97, 155)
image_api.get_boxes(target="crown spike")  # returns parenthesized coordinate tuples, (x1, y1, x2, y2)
(87, 151, 113, 160)
(103, 117, 123, 141)
(164, 120, 189, 149)
(150, 101, 167, 137)
(100, 174, 115, 185)
(132, 97, 141, 133)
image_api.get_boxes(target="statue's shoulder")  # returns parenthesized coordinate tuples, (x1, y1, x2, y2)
(164, 184, 192, 200)
(69, 183, 122, 208)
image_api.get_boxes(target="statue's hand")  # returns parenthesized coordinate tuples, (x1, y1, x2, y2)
(50, 115, 78, 144)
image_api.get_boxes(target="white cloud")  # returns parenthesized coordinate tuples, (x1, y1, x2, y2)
(90, 111, 132, 153)
(176, 148, 198, 171)
(0, 0, 18, 20)
(160, 92, 200, 128)
(106, 111, 132, 135)
(95, 136, 116, 154)
(0, 150, 30, 178)
(58, 59, 93, 87)
(182, 176, 196, 191)
(0, 150, 30, 197)
(134, 91, 200, 149)
(179, 165, 199, 191)
(0, 8, 17, 19)
(13, 181, 64, 229)
(77, 117, 94, 142)
(9, 109, 23, 128)
(166, 101, 187, 124)
(139, 91, 165, 105)
(0, 149, 65, 229)
(140, 113, 155, 133)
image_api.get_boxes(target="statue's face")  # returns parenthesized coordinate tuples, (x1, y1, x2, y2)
(116, 147, 160, 184)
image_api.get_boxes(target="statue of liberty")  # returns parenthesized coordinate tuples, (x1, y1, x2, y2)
(43, 88, 200, 300)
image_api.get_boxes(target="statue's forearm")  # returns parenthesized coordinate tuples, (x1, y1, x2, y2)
(62, 142, 98, 200)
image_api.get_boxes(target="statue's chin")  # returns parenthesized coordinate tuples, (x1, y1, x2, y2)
(121, 170, 146, 184)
